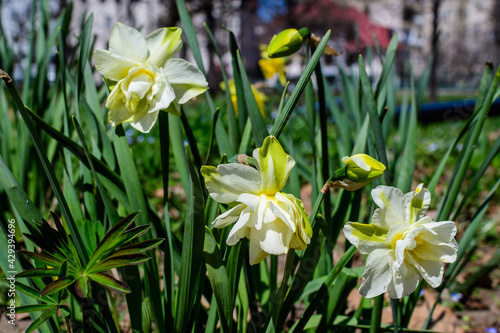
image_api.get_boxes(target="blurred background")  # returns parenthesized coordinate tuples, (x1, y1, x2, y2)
(1, 0, 499, 100)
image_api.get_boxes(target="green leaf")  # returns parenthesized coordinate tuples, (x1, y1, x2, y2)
(236, 51, 268, 146)
(175, 0, 233, 156)
(277, 216, 328, 328)
(25, 307, 59, 333)
(40, 277, 75, 297)
(203, 227, 233, 332)
(270, 30, 331, 138)
(16, 304, 58, 314)
(75, 275, 91, 298)
(73, 116, 121, 224)
(175, 148, 206, 332)
(18, 251, 61, 267)
(15, 282, 54, 303)
(16, 268, 60, 278)
(2, 74, 89, 264)
(89, 254, 151, 273)
(88, 272, 131, 294)
(395, 64, 418, 192)
(88, 211, 140, 268)
(374, 34, 398, 98)
(358, 55, 390, 185)
(110, 238, 165, 257)
(291, 246, 357, 332)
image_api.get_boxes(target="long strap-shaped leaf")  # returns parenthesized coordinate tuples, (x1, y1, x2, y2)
(270, 30, 331, 138)
(175, 148, 206, 332)
(1, 71, 89, 264)
(175, 0, 234, 156)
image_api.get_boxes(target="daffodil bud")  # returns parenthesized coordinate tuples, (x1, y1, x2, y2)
(268, 28, 309, 58)
(328, 154, 385, 191)
(342, 154, 385, 183)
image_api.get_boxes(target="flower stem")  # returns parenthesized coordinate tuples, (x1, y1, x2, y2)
(390, 298, 400, 333)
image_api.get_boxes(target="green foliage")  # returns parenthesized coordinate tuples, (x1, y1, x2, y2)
(0, 0, 498, 332)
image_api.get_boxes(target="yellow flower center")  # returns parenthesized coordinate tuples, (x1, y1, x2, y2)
(390, 232, 404, 250)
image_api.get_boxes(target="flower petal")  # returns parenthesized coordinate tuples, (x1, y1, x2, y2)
(407, 252, 444, 288)
(358, 248, 393, 298)
(386, 261, 421, 299)
(109, 23, 148, 63)
(343, 222, 388, 255)
(201, 164, 261, 204)
(248, 237, 270, 265)
(253, 136, 295, 195)
(212, 204, 246, 229)
(226, 206, 252, 246)
(129, 110, 159, 133)
(145, 27, 182, 67)
(107, 103, 134, 127)
(371, 186, 405, 229)
(250, 219, 292, 257)
(404, 184, 431, 224)
(94, 50, 139, 81)
(163, 58, 208, 104)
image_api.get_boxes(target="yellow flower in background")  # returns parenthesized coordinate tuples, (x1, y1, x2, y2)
(220, 79, 268, 117)
(259, 45, 287, 86)
(343, 184, 458, 299)
(201, 136, 312, 265)
(94, 23, 208, 133)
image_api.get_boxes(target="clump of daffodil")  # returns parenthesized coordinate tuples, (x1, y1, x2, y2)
(201, 136, 312, 265)
(259, 44, 288, 86)
(343, 184, 458, 299)
(220, 79, 268, 117)
(94, 22, 208, 133)
(268, 28, 309, 58)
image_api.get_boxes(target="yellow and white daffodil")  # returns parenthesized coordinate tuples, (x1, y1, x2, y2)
(95, 23, 208, 133)
(344, 184, 458, 299)
(201, 136, 312, 265)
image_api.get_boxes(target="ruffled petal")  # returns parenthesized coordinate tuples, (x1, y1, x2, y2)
(201, 164, 261, 204)
(404, 184, 431, 224)
(129, 110, 159, 133)
(145, 27, 182, 67)
(108, 23, 147, 63)
(226, 206, 252, 246)
(248, 236, 270, 265)
(358, 248, 393, 298)
(107, 103, 134, 127)
(371, 186, 405, 228)
(253, 136, 294, 195)
(407, 252, 444, 288)
(212, 204, 246, 229)
(163, 58, 208, 104)
(250, 219, 292, 256)
(344, 222, 388, 255)
(386, 260, 421, 299)
(94, 50, 138, 81)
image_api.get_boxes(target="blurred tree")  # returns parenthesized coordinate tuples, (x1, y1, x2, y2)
(430, 0, 441, 102)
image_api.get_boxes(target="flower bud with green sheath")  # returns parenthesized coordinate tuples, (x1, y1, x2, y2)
(327, 154, 386, 191)
(267, 28, 310, 58)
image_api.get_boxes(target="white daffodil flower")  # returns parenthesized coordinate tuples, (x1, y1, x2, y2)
(344, 184, 458, 299)
(95, 23, 208, 133)
(201, 136, 312, 265)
